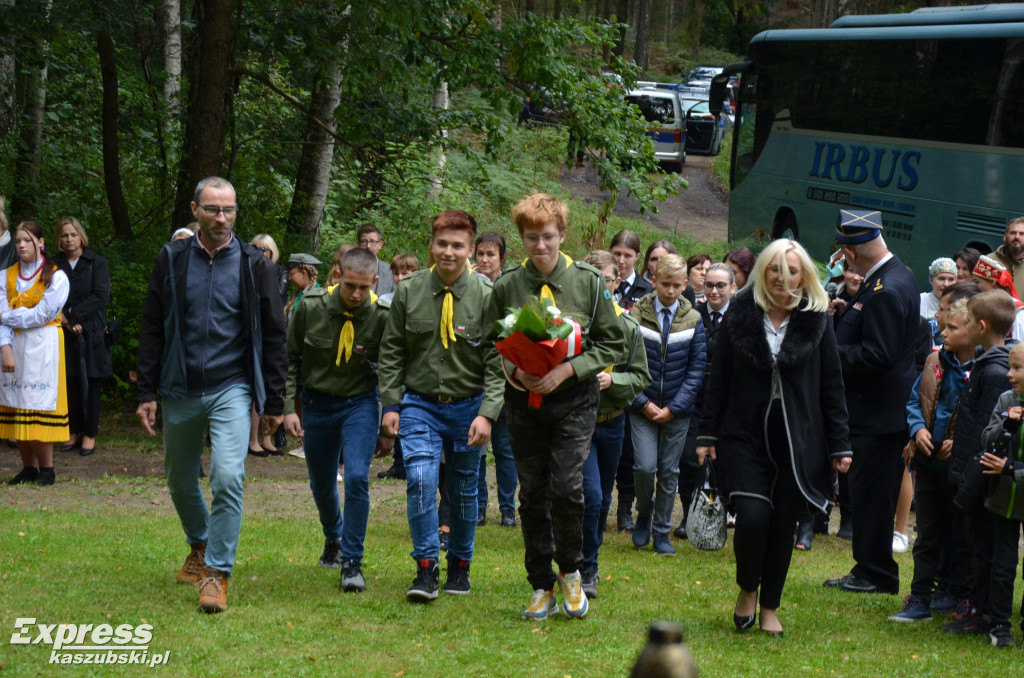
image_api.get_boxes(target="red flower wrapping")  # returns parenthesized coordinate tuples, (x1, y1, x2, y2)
(495, 331, 569, 408)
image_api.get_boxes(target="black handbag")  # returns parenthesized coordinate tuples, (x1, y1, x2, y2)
(685, 461, 727, 551)
(104, 317, 122, 348)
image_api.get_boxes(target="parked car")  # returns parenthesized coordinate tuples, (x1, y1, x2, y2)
(518, 86, 565, 126)
(626, 87, 686, 171)
(684, 66, 723, 88)
(684, 100, 724, 155)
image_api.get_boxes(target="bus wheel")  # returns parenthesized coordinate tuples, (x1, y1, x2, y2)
(773, 212, 798, 241)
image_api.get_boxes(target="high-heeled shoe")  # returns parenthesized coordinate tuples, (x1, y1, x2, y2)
(733, 612, 756, 631)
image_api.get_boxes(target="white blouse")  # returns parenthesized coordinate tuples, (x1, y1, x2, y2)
(0, 259, 70, 347)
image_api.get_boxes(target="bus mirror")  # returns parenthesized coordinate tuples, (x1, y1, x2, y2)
(709, 76, 729, 117)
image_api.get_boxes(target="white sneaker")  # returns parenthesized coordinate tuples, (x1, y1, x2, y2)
(287, 445, 305, 459)
(892, 531, 909, 553)
(557, 570, 589, 619)
(522, 588, 558, 620)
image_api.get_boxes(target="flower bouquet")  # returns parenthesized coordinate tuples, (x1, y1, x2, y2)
(494, 296, 582, 408)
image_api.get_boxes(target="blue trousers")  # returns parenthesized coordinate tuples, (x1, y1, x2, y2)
(299, 388, 378, 565)
(401, 392, 483, 563)
(582, 413, 627, 569)
(477, 409, 518, 513)
(163, 384, 251, 575)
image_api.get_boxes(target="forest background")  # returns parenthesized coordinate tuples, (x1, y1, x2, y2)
(0, 0, 956, 394)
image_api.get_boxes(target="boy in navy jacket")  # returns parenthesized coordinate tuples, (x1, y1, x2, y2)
(628, 254, 706, 556)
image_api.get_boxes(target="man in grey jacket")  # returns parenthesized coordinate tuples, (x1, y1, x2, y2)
(136, 176, 287, 613)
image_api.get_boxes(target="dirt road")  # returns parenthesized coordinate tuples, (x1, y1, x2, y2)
(561, 154, 729, 243)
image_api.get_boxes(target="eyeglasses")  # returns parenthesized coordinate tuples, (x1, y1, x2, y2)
(704, 282, 731, 291)
(198, 205, 238, 217)
(522, 233, 560, 246)
(359, 239, 382, 247)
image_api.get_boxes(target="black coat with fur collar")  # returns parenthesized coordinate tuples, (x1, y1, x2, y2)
(696, 288, 852, 511)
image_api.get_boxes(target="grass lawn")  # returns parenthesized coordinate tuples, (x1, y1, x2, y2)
(1, 454, 1021, 677)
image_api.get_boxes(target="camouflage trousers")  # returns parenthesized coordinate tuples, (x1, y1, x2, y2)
(505, 378, 600, 591)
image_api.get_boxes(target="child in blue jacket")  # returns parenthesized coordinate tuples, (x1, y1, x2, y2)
(629, 254, 706, 556)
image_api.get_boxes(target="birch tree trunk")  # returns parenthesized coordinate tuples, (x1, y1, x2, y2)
(427, 79, 450, 200)
(286, 53, 343, 252)
(162, 0, 182, 121)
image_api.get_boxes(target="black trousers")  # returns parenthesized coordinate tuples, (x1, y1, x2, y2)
(67, 375, 104, 438)
(506, 379, 599, 591)
(988, 513, 1023, 626)
(848, 431, 905, 590)
(732, 406, 801, 610)
(909, 465, 954, 599)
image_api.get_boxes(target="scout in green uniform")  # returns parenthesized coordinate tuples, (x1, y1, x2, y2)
(282, 248, 389, 593)
(482, 193, 628, 620)
(378, 210, 503, 602)
(580, 250, 651, 600)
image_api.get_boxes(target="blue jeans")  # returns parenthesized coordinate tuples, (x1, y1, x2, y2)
(582, 413, 627, 569)
(401, 392, 483, 562)
(163, 384, 251, 575)
(300, 388, 379, 565)
(477, 409, 518, 514)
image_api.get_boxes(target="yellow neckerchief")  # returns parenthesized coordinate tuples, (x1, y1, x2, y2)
(334, 290, 378, 365)
(430, 265, 459, 349)
(521, 252, 573, 307)
(6, 264, 61, 328)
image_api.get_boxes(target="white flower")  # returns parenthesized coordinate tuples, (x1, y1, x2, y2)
(503, 313, 516, 330)
(547, 306, 561, 317)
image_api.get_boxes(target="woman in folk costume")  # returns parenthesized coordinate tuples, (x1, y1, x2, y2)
(972, 254, 1024, 340)
(2, 221, 70, 486)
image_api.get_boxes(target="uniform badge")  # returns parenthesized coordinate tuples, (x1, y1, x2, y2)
(457, 325, 466, 332)
(603, 289, 611, 300)
(873, 279, 883, 291)
(852, 302, 863, 311)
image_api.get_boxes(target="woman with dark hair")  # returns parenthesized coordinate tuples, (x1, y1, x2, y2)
(52, 217, 111, 456)
(724, 247, 756, 289)
(687, 253, 713, 304)
(642, 240, 677, 283)
(953, 247, 981, 282)
(472, 232, 506, 283)
(697, 239, 851, 636)
(610, 230, 652, 311)
(2, 221, 71, 486)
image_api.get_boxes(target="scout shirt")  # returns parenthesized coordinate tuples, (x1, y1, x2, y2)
(284, 286, 389, 414)
(484, 252, 628, 396)
(599, 306, 651, 415)
(378, 267, 503, 422)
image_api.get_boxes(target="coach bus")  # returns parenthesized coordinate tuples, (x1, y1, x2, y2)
(710, 4, 1024, 283)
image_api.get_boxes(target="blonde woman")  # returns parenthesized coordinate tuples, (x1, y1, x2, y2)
(696, 239, 851, 637)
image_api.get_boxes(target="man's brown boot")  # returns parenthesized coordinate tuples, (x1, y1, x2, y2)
(197, 568, 229, 613)
(176, 543, 207, 584)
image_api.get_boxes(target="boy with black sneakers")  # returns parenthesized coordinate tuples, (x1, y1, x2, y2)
(283, 248, 390, 592)
(379, 210, 502, 603)
(889, 297, 976, 622)
(483, 194, 627, 620)
(942, 290, 1016, 635)
(979, 342, 1024, 647)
